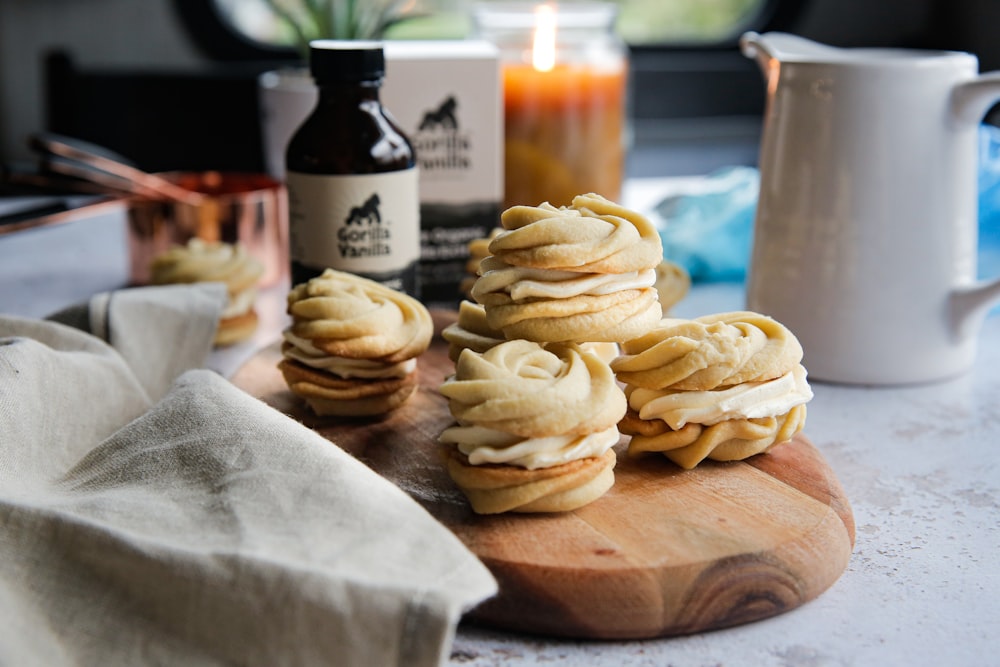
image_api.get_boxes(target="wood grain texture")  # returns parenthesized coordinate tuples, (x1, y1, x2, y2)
(232, 310, 854, 640)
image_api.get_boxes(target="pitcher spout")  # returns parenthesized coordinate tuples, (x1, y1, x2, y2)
(739, 31, 772, 77)
(739, 31, 840, 77)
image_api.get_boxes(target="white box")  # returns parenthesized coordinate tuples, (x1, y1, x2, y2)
(383, 41, 503, 304)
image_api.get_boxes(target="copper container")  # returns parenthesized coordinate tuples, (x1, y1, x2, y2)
(126, 171, 288, 286)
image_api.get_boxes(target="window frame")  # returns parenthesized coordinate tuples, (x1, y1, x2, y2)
(171, 0, 812, 175)
(173, 0, 810, 66)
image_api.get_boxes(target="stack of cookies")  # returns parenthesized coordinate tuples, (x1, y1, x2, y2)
(439, 193, 666, 514)
(439, 339, 625, 514)
(278, 269, 433, 417)
(442, 300, 619, 365)
(150, 238, 264, 346)
(471, 193, 664, 344)
(611, 311, 813, 469)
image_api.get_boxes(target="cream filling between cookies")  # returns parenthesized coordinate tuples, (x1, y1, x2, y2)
(282, 330, 416, 379)
(580, 341, 620, 364)
(222, 288, 258, 319)
(480, 267, 656, 301)
(629, 364, 813, 429)
(439, 424, 619, 470)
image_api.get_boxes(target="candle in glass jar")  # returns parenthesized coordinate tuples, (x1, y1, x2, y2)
(477, 2, 628, 210)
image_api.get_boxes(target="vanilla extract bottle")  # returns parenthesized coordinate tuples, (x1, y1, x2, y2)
(286, 40, 420, 297)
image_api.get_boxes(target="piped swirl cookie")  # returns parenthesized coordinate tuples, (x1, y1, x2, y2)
(439, 339, 625, 514)
(461, 227, 502, 298)
(470, 193, 663, 343)
(442, 300, 620, 364)
(441, 300, 505, 363)
(150, 238, 264, 346)
(612, 311, 812, 469)
(613, 311, 804, 390)
(654, 260, 691, 315)
(278, 269, 433, 417)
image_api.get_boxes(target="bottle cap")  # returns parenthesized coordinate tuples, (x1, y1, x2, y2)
(309, 40, 385, 83)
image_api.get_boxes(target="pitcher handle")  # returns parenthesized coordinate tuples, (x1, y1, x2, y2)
(951, 72, 1000, 336)
(952, 279, 1000, 341)
(952, 71, 1000, 125)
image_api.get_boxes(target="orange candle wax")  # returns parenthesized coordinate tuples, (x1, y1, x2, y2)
(503, 61, 626, 209)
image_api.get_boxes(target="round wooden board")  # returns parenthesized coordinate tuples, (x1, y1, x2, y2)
(231, 310, 855, 640)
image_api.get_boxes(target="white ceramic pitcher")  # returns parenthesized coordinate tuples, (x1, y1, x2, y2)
(741, 31, 1000, 385)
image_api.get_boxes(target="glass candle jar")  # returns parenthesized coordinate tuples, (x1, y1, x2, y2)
(472, 1, 628, 210)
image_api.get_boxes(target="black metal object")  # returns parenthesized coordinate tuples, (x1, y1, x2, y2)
(44, 51, 280, 173)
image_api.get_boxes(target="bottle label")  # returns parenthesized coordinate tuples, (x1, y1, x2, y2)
(287, 168, 421, 295)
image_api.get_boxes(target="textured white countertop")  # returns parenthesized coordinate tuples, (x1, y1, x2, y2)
(450, 291, 1000, 667)
(2, 189, 998, 667)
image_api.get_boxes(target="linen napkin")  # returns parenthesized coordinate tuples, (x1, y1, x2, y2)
(0, 283, 497, 667)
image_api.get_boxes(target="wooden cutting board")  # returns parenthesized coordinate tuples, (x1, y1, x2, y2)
(231, 310, 855, 640)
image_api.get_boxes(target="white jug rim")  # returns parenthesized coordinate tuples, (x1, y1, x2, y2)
(786, 47, 975, 68)
(741, 31, 977, 70)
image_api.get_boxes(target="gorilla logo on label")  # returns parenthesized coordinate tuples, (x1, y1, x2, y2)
(419, 96, 459, 131)
(345, 193, 381, 226)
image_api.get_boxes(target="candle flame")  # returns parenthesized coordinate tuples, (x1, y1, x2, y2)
(531, 3, 557, 72)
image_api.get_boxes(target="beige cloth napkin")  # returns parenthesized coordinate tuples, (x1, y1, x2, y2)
(0, 284, 497, 667)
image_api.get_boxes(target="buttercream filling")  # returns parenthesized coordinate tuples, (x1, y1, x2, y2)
(221, 288, 257, 319)
(439, 423, 619, 470)
(478, 266, 656, 301)
(630, 364, 813, 429)
(580, 341, 620, 364)
(282, 330, 416, 379)
(152, 239, 261, 289)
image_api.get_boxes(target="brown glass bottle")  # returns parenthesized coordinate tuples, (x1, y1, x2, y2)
(286, 40, 420, 297)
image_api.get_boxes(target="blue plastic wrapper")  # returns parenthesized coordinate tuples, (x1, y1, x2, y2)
(978, 123, 1000, 280)
(652, 166, 758, 283)
(653, 126, 1000, 284)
